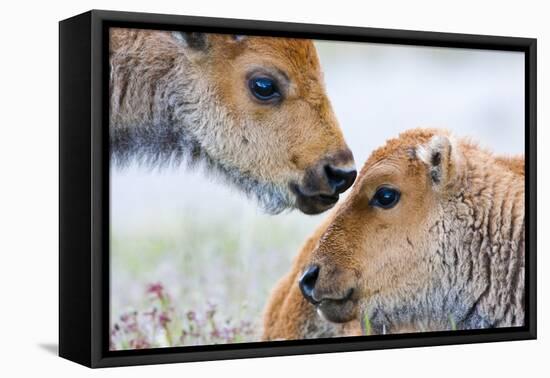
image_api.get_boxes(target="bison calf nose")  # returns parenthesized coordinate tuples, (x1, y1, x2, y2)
(324, 165, 357, 194)
(291, 149, 356, 214)
(299, 265, 320, 304)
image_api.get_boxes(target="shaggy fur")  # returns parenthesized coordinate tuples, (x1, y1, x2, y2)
(109, 28, 353, 214)
(263, 128, 525, 340)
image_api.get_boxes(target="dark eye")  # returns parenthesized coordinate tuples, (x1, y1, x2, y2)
(248, 77, 281, 102)
(370, 187, 400, 209)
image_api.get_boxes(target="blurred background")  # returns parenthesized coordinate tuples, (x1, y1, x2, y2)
(110, 41, 524, 349)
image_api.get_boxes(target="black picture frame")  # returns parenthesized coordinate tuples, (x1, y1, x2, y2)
(59, 9, 537, 368)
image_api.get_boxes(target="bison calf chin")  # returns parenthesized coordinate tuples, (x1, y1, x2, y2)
(263, 128, 524, 340)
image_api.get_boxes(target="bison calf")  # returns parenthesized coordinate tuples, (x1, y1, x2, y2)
(109, 29, 356, 214)
(263, 128, 524, 339)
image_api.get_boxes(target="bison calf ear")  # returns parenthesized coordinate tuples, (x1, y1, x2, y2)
(172, 32, 209, 51)
(417, 135, 460, 189)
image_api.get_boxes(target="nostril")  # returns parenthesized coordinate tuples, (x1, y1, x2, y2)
(299, 265, 320, 304)
(324, 165, 357, 194)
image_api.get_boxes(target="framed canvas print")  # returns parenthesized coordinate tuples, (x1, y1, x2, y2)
(59, 10, 537, 368)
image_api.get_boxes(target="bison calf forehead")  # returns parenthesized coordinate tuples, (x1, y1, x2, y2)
(360, 129, 441, 172)
(241, 37, 321, 70)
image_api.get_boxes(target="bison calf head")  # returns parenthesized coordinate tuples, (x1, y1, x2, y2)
(111, 29, 356, 215)
(184, 33, 356, 214)
(299, 129, 486, 333)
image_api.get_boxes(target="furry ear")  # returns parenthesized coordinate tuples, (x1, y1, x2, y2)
(172, 32, 209, 50)
(416, 135, 458, 188)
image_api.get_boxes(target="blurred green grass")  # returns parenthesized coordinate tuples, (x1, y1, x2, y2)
(110, 208, 319, 346)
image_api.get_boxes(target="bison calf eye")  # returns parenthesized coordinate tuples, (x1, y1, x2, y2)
(248, 77, 281, 102)
(370, 186, 400, 209)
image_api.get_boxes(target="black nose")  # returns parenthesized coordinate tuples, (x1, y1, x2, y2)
(299, 265, 320, 304)
(324, 165, 357, 195)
